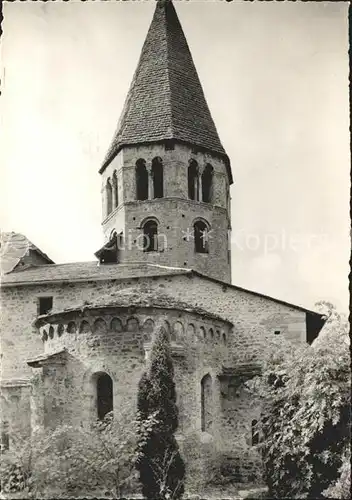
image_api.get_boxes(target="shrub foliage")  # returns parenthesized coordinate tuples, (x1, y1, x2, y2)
(136, 326, 186, 500)
(256, 302, 351, 499)
(1, 405, 156, 498)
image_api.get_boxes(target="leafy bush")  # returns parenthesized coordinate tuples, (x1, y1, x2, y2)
(0, 442, 31, 494)
(1, 404, 156, 499)
(255, 303, 350, 499)
(322, 445, 351, 499)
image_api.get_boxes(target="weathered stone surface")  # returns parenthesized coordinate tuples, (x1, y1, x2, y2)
(0, 0, 325, 489)
(0, 271, 312, 481)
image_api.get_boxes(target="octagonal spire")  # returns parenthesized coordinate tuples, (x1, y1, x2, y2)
(100, 0, 232, 182)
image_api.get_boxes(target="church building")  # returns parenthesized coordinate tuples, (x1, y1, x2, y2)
(0, 0, 325, 485)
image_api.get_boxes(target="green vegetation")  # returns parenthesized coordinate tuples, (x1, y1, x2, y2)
(255, 302, 350, 499)
(136, 326, 186, 500)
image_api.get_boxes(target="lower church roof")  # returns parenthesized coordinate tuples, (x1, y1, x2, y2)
(1, 260, 324, 321)
(0, 261, 189, 285)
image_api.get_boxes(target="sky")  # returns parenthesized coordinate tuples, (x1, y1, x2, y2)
(0, 0, 350, 313)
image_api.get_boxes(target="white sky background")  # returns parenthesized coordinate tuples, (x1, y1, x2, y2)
(0, 0, 350, 313)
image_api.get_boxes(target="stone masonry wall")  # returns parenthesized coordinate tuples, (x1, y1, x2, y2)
(1, 272, 307, 481)
(101, 142, 231, 282)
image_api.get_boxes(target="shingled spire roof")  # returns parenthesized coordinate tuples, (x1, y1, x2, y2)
(100, 0, 232, 182)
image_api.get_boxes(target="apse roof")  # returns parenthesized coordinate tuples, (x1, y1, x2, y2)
(35, 287, 233, 327)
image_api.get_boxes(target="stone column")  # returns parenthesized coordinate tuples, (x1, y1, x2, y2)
(147, 165, 154, 200)
(198, 168, 203, 202)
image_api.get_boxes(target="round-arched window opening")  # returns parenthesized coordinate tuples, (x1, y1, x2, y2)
(96, 373, 113, 421)
(142, 220, 158, 252)
(194, 220, 210, 253)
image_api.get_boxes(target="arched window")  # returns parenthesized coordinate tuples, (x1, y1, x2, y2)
(97, 373, 113, 420)
(202, 164, 213, 203)
(201, 374, 213, 432)
(188, 160, 199, 201)
(136, 159, 148, 201)
(252, 419, 259, 445)
(152, 157, 163, 199)
(112, 170, 118, 209)
(106, 178, 113, 215)
(143, 219, 158, 252)
(143, 319, 154, 342)
(194, 220, 209, 253)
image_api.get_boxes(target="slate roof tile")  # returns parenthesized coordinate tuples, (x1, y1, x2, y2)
(100, 1, 232, 182)
(0, 261, 191, 285)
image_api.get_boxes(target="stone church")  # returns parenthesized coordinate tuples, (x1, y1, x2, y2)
(1, 0, 325, 484)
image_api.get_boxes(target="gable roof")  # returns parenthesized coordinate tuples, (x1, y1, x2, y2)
(0, 232, 54, 275)
(100, 0, 232, 183)
(0, 260, 191, 285)
(0, 257, 324, 320)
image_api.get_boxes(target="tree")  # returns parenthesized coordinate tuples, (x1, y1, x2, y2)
(255, 304, 350, 498)
(136, 327, 186, 500)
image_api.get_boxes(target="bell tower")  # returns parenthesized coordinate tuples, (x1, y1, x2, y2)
(97, 0, 233, 283)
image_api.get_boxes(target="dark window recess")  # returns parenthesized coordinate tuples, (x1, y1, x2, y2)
(274, 330, 281, 335)
(252, 419, 259, 445)
(136, 159, 148, 201)
(152, 157, 163, 198)
(97, 373, 113, 420)
(112, 170, 118, 208)
(143, 220, 158, 252)
(202, 163, 214, 203)
(106, 178, 113, 215)
(194, 221, 209, 253)
(188, 160, 199, 200)
(38, 296, 53, 315)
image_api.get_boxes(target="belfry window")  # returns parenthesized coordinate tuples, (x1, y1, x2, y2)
(188, 160, 199, 201)
(201, 374, 213, 432)
(202, 164, 214, 203)
(143, 220, 158, 252)
(112, 170, 118, 209)
(194, 220, 209, 253)
(97, 373, 113, 420)
(106, 178, 113, 215)
(152, 157, 163, 199)
(136, 159, 148, 201)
